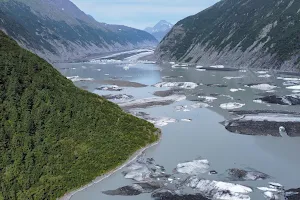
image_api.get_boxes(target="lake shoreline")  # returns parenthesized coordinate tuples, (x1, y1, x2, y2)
(58, 131, 162, 200)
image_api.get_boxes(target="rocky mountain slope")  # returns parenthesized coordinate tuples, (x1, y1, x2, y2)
(0, 0, 158, 63)
(0, 30, 159, 200)
(145, 20, 173, 41)
(155, 0, 300, 70)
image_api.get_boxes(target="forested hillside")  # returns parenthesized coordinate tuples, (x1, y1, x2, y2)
(156, 0, 300, 70)
(0, 30, 159, 200)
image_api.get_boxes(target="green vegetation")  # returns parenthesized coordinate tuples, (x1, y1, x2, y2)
(0, 31, 159, 200)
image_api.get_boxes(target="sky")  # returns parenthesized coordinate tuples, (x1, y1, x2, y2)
(70, 0, 219, 29)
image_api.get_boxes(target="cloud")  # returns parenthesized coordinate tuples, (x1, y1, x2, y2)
(70, 0, 219, 29)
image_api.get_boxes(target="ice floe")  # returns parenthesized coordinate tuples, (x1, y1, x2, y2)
(210, 65, 225, 68)
(67, 76, 94, 82)
(286, 85, 300, 90)
(119, 95, 186, 109)
(220, 94, 234, 100)
(96, 85, 122, 91)
(223, 111, 300, 136)
(220, 102, 245, 110)
(227, 168, 270, 181)
(181, 119, 192, 122)
(257, 94, 300, 105)
(230, 88, 246, 92)
(246, 83, 277, 91)
(102, 94, 133, 101)
(258, 74, 272, 78)
(191, 102, 211, 108)
(123, 163, 152, 182)
(277, 77, 300, 81)
(196, 69, 206, 72)
(148, 117, 177, 127)
(223, 76, 244, 80)
(154, 82, 198, 89)
(256, 71, 268, 74)
(198, 96, 217, 103)
(186, 177, 252, 200)
(175, 160, 210, 175)
(175, 105, 190, 112)
(196, 65, 204, 69)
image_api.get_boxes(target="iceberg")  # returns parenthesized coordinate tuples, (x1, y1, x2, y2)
(198, 96, 217, 103)
(223, 76, 244, 80)
(191, 102, 211, 108)
(186, 177, 252, 200)
(220, 102, 245, 110)
(246, 84, 277, 91)
(230, 88, 246, 92)
(175, 160, 210, 175)
(67, 76, 94, 82)
(148, 117, 177, 127)
(287, 85, 300, 90)
(154, 82, 198, 89)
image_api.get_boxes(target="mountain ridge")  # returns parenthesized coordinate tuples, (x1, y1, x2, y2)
(0, 0, 158, 63)
(155, 0, 300, 70)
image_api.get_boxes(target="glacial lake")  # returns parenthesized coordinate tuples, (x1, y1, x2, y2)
(55, 50, 300, 200)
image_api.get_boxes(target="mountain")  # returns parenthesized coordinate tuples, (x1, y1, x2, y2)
(0, 30, 159, 200)
(145, 20, 173, 41)
(0, 0, 158, 63)
(155, 0, 300, 70)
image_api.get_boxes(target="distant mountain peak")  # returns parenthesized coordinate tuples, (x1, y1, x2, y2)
(145, 20, 173, 41)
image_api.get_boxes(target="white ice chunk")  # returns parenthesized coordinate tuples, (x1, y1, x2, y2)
(196, 69, 206, 72)
(119, 95, 186, 108)
(196, 66, 204, 69)
(264, 191, 279, 200)
(148, 117, 177, 127)
(198, 96, 217, 102)
(277, 77, 300, 81)
(187, 177, 252, 200)
(223, 76, 244, 80)
(220, 94, 234, 100)
(246, 84, 277, 91)
(175, 105, 190, 112)
(210, 65, 225, 68)
(181, 119, 192, 122)
(287, 85, 300, 90)
(191, 102, 211, 108)
(154, 82, 198, 89)
(256, 71, 268, 74)
(230, 88, 246, 92)
(258, 74, 272, 78)
(220, 102, 245, 110)
(124, 163, 151, 182)
(176, 160, 210, 175)
(257, 187, 279, 192)
(67, 76, 94, 82)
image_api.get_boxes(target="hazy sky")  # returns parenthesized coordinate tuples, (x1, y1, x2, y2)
(70, 0, 219, 29)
